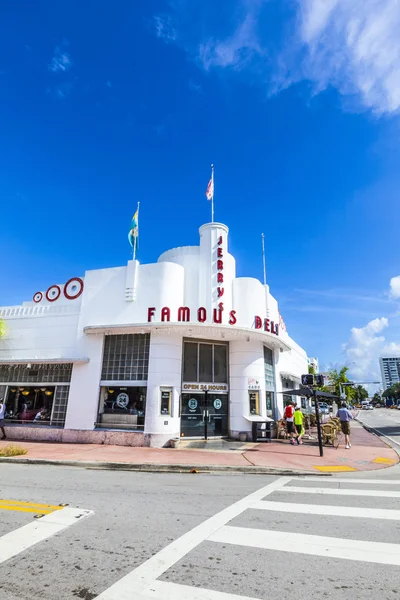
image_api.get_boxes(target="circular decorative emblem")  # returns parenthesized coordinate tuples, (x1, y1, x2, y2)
(64, 277, 84, 300)
(188, 398, 198, 411)
(33, 292, 43, 303)
(116, 393, 129, 409)
(46, 285, 61, 302)
(213, 399, 222, 410)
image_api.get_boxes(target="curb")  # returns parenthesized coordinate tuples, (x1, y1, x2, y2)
(0, 456, 326, 477)
(356, 418, 400, 460)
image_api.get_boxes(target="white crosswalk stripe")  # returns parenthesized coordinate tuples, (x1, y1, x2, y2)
(94, 476, 400, 600)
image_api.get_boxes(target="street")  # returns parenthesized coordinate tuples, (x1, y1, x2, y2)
(358, 407, 400, 449)
(1, 412, 400, 600)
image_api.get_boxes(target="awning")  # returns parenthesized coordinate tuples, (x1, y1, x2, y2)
(0, 357, 89, 365)
(84, 322, 291, 351)
(244, 415, 274, 422)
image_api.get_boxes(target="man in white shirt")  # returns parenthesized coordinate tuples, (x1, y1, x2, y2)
(0, 398, 6, 440)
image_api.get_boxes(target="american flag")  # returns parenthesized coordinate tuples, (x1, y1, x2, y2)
(205, 176, 214, 201)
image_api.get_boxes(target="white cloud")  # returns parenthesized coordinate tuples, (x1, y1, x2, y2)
(49, 46, 72, 73)
(389, 275, 400, 298)
(154, 15, 177, 43)
(198, 12, 263, 71)
(344, 317, 389, 382)
(296, 0, 400, 114)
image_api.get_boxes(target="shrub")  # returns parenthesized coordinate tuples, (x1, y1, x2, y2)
(0, 444, 28, 457)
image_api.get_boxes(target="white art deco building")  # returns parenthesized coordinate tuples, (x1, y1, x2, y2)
(0, 221, 308, 447)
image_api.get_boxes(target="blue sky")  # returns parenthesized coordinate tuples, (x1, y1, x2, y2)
(1, 0, 400, 383)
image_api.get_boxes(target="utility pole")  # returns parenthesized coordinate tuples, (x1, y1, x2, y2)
(313, 389, 323, 457)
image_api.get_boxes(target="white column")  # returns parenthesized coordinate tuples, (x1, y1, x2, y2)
(144, 332, 182, 447)
(274, 350, 284, 419)
(229, 340, 265, 438)
(65, 334, 104, 430)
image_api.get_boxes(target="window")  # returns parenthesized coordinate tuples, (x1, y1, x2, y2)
(98, 386, 147, 430)
(182, 341, 228, 384)
(266, 391, 274, 418)
(101, 334, 150, 381)
(4, 386, 65, 426)
(263, 347, 275, 390)
(249, 391, 260, 415)
(199, 344, 212, 382)
(0, 363, 72, 383)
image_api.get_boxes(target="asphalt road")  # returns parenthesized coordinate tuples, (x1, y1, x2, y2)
(1, 456, 400, 600)
(357, 406, 400, 449)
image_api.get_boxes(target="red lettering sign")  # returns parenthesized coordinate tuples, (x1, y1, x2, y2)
(229, 310, 237, 325)
(217, 247, 223, 257)
(161, 307, 170, 322)
(178, 307, 190, 322)
(148, 307, 156, 322)
(197, 307, 207, 323)
(264, 318, 270, 332)
(217, 259, 223, 270)
(217, 287, 224, 298)
(217, 272, 224, 283)
(255, 316, 263, 329)
(218, 236, 223, 245)
(213, 308, 223, 324)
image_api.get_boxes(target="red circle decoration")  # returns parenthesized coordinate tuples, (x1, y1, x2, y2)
(33, 292, 43, 303)
(64, 277, 84, 300)
(46, 285, 61, 302)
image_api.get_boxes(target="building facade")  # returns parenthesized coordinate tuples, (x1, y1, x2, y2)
(0, 222, 308, 447)
(380, 356, 400, 390)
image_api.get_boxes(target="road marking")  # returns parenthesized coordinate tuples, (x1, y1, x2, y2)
(0, 507, 93, 565)
(282, 486, 400, 498)
(253, 500, 400, 520)
(297, 477, 400, 485)
(373, 457, 398, 465)
(138, 580, 258, 600)
(94, 477, 291, 600)
(313, 466, 357, 472)
(0, 499, 63, 514)
(208, 526, 400, 566)
(0, 505, 55, 514)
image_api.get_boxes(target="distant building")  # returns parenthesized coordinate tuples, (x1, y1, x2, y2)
(308, 357, 319, 373)
(380, 356, 400, 390)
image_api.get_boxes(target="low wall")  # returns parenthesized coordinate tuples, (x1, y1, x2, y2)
(4, 425, 148, 447)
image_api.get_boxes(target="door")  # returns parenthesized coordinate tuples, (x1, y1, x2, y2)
(180, 393, 228, 438)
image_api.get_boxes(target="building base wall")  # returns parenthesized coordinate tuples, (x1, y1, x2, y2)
(4, 426, 148, 447)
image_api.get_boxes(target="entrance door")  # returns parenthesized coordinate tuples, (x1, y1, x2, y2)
(180, 393, 228, 438)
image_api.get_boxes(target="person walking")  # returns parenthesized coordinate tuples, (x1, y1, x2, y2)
(0, 398, 7, 440)
(284, 402, 296, 445)
(337, 401, 353, 449)
(293, 406, 304, 445)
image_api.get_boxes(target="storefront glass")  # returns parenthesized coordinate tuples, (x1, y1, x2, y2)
(97, 386, 146, 430)
(180, 392, 228, 438)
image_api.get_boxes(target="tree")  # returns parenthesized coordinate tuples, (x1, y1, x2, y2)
(373, 392, 381, 402)
(328, 366, 355, 400)
(354, 385, 369, 402)
(382, 383, 400, 401)
(0, 319, 5, 339)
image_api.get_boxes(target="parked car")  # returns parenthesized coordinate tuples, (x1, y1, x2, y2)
(361, 401, 373, 410)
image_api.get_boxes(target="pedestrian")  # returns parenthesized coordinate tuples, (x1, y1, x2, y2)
(284, 401, 296, 445)
(293, 406, 304, 445)
(0, 398, 7, 440)
(336, 401, 353, 449)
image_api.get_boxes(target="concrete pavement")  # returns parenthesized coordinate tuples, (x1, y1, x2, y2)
(0, 418, 398, 474)
(2, 465, 400, 599)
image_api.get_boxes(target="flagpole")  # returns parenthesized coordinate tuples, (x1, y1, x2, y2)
(261, 233, 266, 285)
(211, 164, 214, 223)
(133, 201, 140, 261)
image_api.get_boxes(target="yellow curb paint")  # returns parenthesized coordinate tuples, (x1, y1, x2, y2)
(313, 465, 357, 472)
(373, 457, 398, 465)
(0, 505, 54, 514)
(0, 499, 63, 511)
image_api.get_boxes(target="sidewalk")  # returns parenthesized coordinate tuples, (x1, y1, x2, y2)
(0, 421, 397, 474)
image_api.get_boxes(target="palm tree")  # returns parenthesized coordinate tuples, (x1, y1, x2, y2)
(328, 366, 354, 399)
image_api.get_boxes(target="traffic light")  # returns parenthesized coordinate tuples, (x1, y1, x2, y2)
(301, 374, 314, 386)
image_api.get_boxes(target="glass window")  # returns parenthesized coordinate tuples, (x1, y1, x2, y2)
(266, 391, 274, 418)
(98, 386, 146, 430)
(4, 386, 60, 426)
(213, 345, 227, 383)
(199, 344, 212, 382)
(263, 347, 275, 390)
(160, 388, 172, 416)
(101, 334, 150, 381)
(183, 342, 198, 381)
(0, 364, 72, 383)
